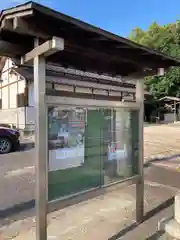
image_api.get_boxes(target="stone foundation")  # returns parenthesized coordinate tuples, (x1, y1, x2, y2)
(159, 192, 180, 239)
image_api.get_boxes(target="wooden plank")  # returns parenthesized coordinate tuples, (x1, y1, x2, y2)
(46, 94, 140, 109)
(1, 18, 13, 30)
(13, 17, 48, 39)
(6, 10, 33, 19)
(34, 38, 47, 240)
(0, 40, 27, 56)
(21, 37, 64, 64)
(136, 79, 144, 223)
(47, 75, 144, 94)
(2, 15, 48, 40)
(0, 2, 32, 21)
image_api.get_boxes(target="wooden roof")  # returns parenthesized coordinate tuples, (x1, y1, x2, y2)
(158, 96, 180, 102)
(0, 1, 180, 77)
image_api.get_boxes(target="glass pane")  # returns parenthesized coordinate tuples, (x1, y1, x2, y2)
(102, 108, 139, 185)
(48, 106, 102, 201)
(48, 106, 139, 201)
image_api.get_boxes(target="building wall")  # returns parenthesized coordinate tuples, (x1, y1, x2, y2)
(0, 59, 138, 130)
(0, 108, 25, 128)
(0, 58, 26, 128)
(0, 60, 36, 129)
(0, 58, 26, 109)
(25, 80, 35, 129)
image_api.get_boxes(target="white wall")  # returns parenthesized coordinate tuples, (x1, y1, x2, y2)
(0, 107, 25, 128)
(18, 79, 25, 94)
(0, 58, 26, 127)
(0, 58, 26, 109)
(0, 106, 36, 129)
(2, 86, 8, 109)
(1, 58, 9, 109)
(0, 59, 36, 128)
(9, 82, 17, 108)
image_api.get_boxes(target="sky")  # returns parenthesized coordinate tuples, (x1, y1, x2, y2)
(1, 0, 180, 37)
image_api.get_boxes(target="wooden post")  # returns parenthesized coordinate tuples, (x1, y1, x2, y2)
(135, 79, 144, 223)
(20, 36, 64, 240)
(34, 38, 48, 240)
(174, 100, 177, 122)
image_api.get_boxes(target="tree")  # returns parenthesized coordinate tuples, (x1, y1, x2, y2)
(128, 21, 180, 99)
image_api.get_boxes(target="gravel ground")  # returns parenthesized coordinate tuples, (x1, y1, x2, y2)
(144, 124, 180, 162)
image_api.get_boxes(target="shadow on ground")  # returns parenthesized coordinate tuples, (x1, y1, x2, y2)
(108, 197, 174, 240)
(144, 153, 180, 168)
(145, 230, 165, 240)
(20, 141, 35, 151)
(0, 200, 35, 219)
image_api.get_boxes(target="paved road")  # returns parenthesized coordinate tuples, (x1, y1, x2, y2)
(0, 149, 35, 219)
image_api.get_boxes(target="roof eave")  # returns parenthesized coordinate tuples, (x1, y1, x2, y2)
(0, 1, 179, 73)
(30, 1, 180, 65)
(0, 1, 33, 22)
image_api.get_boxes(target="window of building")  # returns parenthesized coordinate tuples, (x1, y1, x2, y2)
(0, 99, 2, 109)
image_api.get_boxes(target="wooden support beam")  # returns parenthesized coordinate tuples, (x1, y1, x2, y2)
(115, 45, 132, 49)
(15, 66, 150, 95)
(66, 42, 149, 68)
(136, 79, 144, 223)
(13, 17, 49, 39)
(0, 40, 28, 56)
(1, 15, 49, 39)
(21, 37, 64, 64)
(1, 18, 13, 30)
(33, 38, 47, 240)
(47, 75, 137, 93)
(0, 3, 32, 21)
(65, 41, 167, 69)
(123, 67, 166, 81)
(5, 10, 33, 19)
(89, 36, 108, 41)
(46, 95, 140, 109)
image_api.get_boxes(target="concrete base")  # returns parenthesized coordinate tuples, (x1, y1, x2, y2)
(158, 217, 173, 231)
(165, 219, 180, 239)
(175, 193, 180, 224)
(159, 192, 180, 239)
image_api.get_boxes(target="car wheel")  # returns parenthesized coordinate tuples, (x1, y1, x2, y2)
(0, 138, 12, 154)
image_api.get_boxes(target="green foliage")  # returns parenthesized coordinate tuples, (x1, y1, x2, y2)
(128, 21, 180, 99)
